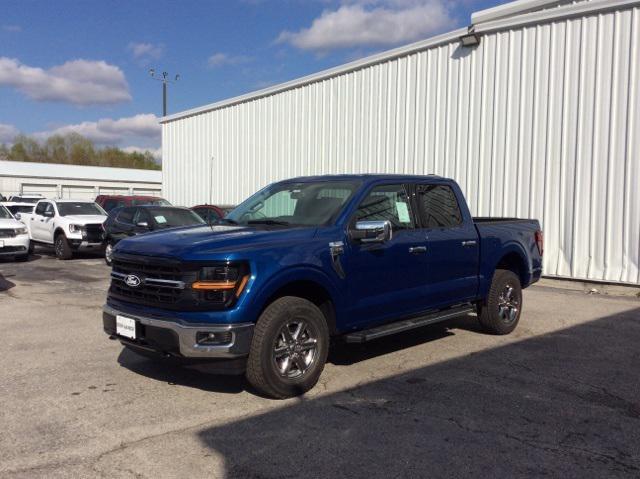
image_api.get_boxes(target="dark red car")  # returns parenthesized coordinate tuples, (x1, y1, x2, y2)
(95, 195, 171, 213)
(191, 204, 226, 223)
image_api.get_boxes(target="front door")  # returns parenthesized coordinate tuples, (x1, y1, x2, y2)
(343, 183, 428, 327)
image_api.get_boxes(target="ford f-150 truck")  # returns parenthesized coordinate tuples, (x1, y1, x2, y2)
(23, 199, 108, 259)
(103, 175, 543, 398)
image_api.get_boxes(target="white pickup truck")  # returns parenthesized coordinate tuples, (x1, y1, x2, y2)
(23, 199, 108, 259)
(0, 203, 31, 261)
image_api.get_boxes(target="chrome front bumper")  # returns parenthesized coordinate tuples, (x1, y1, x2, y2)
(103, 304, 254, 358)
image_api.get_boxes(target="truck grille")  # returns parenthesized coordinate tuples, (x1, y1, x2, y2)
(108, 253, 205, 311)
(84, 224, 103, 243)
(0, 229, 16, 238)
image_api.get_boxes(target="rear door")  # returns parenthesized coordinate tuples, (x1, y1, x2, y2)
(412, 182, 479, 307)
(110, 207, 136, 242)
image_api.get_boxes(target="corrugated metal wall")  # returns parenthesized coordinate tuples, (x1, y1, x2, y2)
(163, 1, 640, 284)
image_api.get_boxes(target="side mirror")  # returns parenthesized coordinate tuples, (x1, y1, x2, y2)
(14, 213, 21, 220)
(350, 220, 392, 243)
(136, 221, 150, 229)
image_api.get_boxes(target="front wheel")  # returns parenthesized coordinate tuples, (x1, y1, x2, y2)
(104, 241, 114, 266)
(478, 269, 523, 335)
(246, 296, 329, 399)
(54, 233, 73, 260)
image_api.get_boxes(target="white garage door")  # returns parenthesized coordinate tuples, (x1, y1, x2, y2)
(61, 186, 96, 200)
(133, 188, 162, 196)
(21, 183, 58, 199)
(98, 187, 130, 196)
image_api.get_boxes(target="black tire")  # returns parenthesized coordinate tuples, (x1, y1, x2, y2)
(28, 241, 34, 255)
(246, 296, 329, 399)
(104, 241, 114, 266)
(478, 269, 523, 335)
(54, 233, 73, 260)
(16, 254, 29, 262)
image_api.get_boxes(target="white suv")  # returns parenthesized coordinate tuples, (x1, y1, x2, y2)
(23, 199, 107, 259)
(0, 204, 31, 261)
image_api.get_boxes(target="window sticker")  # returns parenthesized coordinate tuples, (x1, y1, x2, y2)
(155, 215, 167, 224)
(396, 201, 410, 223)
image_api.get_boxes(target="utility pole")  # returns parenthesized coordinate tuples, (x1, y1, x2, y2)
(149, 69, 180, 116)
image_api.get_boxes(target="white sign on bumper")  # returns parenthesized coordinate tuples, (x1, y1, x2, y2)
(116, 315, 137, 339)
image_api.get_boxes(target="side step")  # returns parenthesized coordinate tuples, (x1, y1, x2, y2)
(343, 304, 476, 343)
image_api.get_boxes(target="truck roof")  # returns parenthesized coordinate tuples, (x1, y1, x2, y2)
(278, 174, 445, 183)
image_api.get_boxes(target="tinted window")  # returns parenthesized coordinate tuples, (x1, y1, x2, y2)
(103, 199, 125, 211)
(132, 208, 150, 225)
(35, 202, 48, 215)
(0, 205, 11, 219)
(131, 198, 171, 206)
(194, 207, 221, 223)
(354, 184, 414, 230)
(7, 205, 34, 214)
(146, 208, 205, 228)
(116, 208, 135, 224)
(416, 184, 462, 228)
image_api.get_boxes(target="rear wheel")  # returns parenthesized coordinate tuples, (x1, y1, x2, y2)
(478, 269, 522, 335)
(246, 296, 329, 399)
(54, 233, 73, 260)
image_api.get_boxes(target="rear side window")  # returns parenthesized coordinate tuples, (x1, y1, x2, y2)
(116, 208, 135, 225)
(415, 184, 462, 228)
(353, 184, 414, 230)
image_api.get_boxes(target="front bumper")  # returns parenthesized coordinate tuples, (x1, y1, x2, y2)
(0, 235, 29, 256)
(103, 304, 254, 359)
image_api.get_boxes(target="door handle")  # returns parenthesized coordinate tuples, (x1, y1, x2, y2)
(408, 246, 427, 254)
(462, 240, 477, 247)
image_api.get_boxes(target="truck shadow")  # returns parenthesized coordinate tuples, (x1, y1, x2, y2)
(0, 273, 16, 292)
(194, 307, 640, 478)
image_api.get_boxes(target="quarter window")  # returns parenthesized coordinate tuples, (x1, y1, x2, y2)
(354, 184, 414, 230)
(416, 184, 462, 228)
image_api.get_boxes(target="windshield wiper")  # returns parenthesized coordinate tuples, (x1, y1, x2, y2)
(217, 218, 239, 225)
(246, 219, 291, 226)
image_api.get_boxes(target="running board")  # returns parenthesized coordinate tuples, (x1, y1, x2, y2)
(343, 304, 476, 343)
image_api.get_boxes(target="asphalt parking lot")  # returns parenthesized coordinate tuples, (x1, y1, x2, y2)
(1, 252, 639, 478)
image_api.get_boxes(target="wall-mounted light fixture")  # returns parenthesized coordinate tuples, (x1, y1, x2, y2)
(459, 30, 481, 47)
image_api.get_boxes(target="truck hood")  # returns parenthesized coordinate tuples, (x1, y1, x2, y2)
(0, 218, 25, 229)
(63, 215, 107, 224)
(115, 224, 318, 259)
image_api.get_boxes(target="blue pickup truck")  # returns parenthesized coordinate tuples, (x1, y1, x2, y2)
(104, 175, 543, 398)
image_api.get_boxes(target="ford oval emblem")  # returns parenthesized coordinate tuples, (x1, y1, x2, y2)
(125, 274, 142, 288)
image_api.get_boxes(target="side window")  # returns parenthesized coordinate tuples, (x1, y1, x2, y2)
(103, 199, 118, 211)
(416, 184, 462, 228)
(132, 208, 149, 225)
(35, 202, 47, 215)
(44, 203, 55, 216)
(353, 184, 414, 230)
(116, 208, 135, 225)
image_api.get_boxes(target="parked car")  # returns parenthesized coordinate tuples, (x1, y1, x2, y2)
(2, 202, 35, 220)
(22, 199, 107, 259)
(102, 205, 205, 266)
(191, 204, 226, 224)
(0, 203, 31, 261)
(95, 195, 171, 213)
(8, 194, 44, 204)
(103, 174, 543, 398)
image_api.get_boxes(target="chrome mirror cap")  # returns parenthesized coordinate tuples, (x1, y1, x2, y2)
(351, 220, 392, 243)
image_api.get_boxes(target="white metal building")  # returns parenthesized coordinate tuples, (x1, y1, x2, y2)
(161, 0, 640, 285)
(0, 160, 162, 200)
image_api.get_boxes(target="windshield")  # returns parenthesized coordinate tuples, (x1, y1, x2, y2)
(147, 208, 205, 229)
(226, 180, 361, 227)
(57, 202, 106, 216)
(7, 205, 34, 215)
(11, 197, 40, 204)
(131, 198, 171, 207)
(0, 205, 12, 219)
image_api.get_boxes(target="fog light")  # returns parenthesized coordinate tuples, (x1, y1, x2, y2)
(196, 331, 232, 346)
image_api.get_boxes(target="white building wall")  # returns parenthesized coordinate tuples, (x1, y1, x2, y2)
(162, 0, 640, 284)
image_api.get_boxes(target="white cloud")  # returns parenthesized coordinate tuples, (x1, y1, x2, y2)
(207, 52, 252, 68)
(35, 113, 160, 145)
(0, 123, 20, 143)
(2, 25, 21, 33)
(0, 57, 131, 105)
(276, 0, 454, 52)
(127, 42, 164, 65)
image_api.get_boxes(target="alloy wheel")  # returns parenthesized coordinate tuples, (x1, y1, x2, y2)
(272, 320, 318, 378)
(497, 283, 519, 323)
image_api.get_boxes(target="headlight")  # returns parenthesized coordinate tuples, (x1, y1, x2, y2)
(68, 224, 85, 234)
(15, 227, 27, 235)
(191, 263, 250, 305)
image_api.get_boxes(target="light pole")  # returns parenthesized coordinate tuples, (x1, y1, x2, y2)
(149, 69, 180, 116)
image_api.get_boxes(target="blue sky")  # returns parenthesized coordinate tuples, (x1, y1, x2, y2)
(0, 0, 501, 156)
